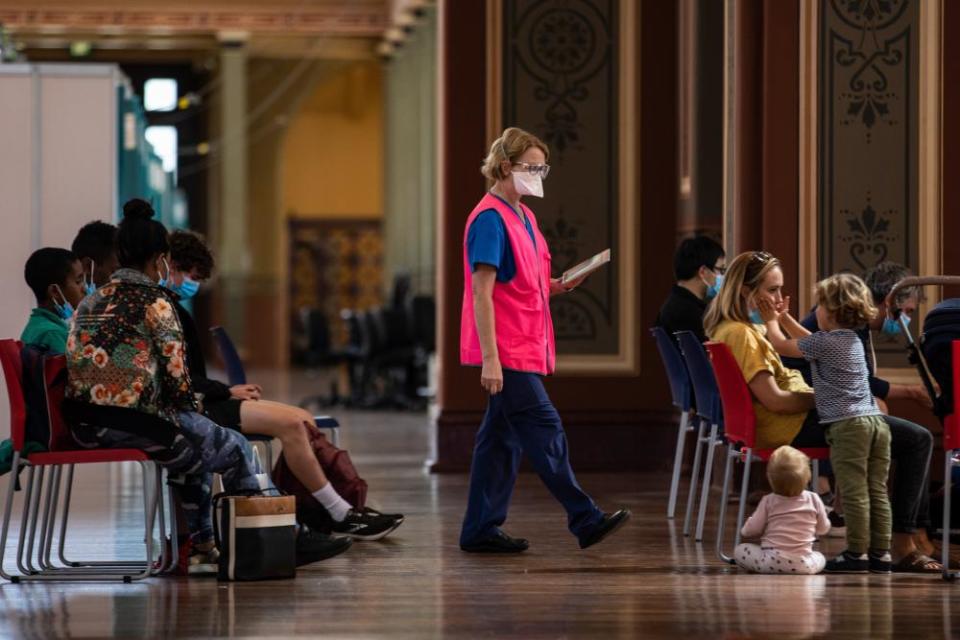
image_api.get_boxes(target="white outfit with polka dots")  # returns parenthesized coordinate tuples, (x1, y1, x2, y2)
(735, 490, 831, 575)
(734, 543, 826, 574)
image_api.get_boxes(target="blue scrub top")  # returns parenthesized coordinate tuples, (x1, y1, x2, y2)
(466, 194, 536, 283)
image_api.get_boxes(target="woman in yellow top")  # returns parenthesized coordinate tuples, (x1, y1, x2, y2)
(704, 250, 941, 572)
(703, 251, 821, 448)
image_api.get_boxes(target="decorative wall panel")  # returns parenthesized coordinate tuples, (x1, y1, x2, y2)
(502, 0, 619, 356)
(819, 0, 918, 276)
(288, 218, 383, 357)
(819, 0, 918, 361)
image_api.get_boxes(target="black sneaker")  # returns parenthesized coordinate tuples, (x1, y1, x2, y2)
(331, 509, 401, 541)
(578, 509, 631, 550)
(824, 550, 869, 573)
(296, 527, 352, 566)
(361, 506, 405, 526)
(460, 530, 529, 553)
(869, 549, 893, 574)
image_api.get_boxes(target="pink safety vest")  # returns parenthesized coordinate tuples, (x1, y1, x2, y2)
(460, 192, 556, 375)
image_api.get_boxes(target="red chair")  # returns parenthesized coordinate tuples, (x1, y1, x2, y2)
(0, 340, 174, 582)
(705, 341, 830, 565)
(941, 340, 960, 582)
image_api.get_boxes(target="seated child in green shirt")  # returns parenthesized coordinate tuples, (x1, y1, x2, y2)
(20, 248, 85, 354)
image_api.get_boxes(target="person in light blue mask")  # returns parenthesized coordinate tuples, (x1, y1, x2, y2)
(655, 235, 726, 343)
(19, 247, 85, 354)
(167, 229, 406, 542)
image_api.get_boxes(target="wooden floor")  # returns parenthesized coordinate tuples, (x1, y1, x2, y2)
(3, 370, 960, 638)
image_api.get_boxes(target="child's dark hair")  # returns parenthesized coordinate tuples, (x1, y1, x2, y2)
(71, 220, 117, 264)
(24, 248, 77, 304)
(169, 230, 215, 280)
(116, 199, 168, 269)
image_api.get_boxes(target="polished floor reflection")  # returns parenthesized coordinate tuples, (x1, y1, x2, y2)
(2, 371, 960, 638)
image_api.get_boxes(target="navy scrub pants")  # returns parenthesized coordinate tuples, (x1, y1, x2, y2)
(460, 369, 604, 546)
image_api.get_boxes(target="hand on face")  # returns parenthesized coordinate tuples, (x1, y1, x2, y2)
(755, 295, 790, 323)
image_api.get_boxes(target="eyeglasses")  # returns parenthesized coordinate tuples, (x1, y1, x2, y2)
(713, 265, 727, 275)
(512, 162, 551, 179)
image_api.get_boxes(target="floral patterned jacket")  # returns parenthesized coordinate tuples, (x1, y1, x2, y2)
(66, 268, 197, 425)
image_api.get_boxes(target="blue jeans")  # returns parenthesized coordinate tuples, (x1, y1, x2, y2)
(460, 370, 603, 546)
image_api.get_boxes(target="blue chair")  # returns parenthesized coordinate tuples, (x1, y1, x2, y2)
(209, 327, 341, 453)
(649, 327, 694, 519)
(676, 330, 725, 542)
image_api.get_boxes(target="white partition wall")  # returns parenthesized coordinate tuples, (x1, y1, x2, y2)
(0, 63, 121, 439)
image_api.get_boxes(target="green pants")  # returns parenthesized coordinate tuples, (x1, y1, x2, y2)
(825, 415, 892, 554)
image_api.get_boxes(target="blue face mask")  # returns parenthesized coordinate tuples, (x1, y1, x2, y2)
(157, 257, 171, 288)
(882, 314, 911, 335)
(52, 286, 74, 321)
(170, 277, 200, 300)
(705, 274, 723, 300)
(749, 309, 764, 324)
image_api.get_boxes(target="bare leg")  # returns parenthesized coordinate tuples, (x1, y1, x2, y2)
(239, 400, 330, 493)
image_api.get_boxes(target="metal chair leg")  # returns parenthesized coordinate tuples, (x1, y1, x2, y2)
(57, 465, 75, 567)
(716, 445, 736, 564)
(162, 482, 179, 574)
(667, 410, 690, 519)
(811, 459, 820, 493)
(132, 461, 158, 581)
(733, 449, 753, 549)
(39, 466, 63, 570)
(695, 423, 720, 541)
(683, 420, 707, 537)
(944, 450, 958, 582)
(15, 465, 37, 576)
(0, 452, 21, 581)
(22, 466, 46, 574)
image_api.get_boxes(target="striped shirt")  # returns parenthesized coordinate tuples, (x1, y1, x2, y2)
(797, 329, 881, 424)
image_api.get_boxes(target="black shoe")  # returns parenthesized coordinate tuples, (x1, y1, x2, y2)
(824, 550, 869, 573)
(296, 527, 353, 566)
(361, 506, 405, 525)
(869, 549, 893, 574)
(460, 530, 529, 553)
(579, 509, 631, 550)
(331, 509, 401, 541)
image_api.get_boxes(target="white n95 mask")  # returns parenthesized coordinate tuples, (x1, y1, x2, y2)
(512, 170, 544, 198)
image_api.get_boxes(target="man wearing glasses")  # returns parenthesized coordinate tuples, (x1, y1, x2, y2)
(656, 236, 726, 343)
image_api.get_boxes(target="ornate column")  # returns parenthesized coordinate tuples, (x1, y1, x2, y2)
(217, 32, 250, 347)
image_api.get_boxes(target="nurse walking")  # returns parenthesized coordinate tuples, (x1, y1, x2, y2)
(459, 127, 631, 553)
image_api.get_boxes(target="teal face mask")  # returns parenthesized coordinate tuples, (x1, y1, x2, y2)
(170, 277, 200, 300)
(705, 274, 724, 300)
(882, 314, 911, 335)
(52, 285, 74, 321)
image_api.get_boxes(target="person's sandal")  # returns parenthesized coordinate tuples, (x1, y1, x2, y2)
(891, 550, 942, 573)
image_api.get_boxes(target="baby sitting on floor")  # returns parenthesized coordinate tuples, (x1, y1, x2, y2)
(735, 445, 831, 574)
